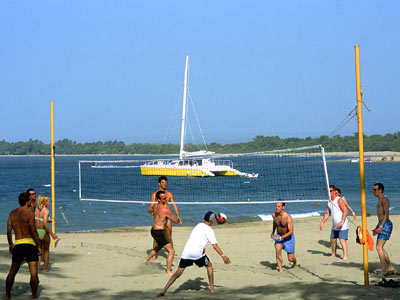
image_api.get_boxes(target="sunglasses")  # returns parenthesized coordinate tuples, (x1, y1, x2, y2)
(29, 193, 36, 195)
(372, 189, 379, 191)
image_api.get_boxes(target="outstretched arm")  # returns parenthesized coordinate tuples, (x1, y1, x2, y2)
(212, 244, 231, 264)
(342, 196, 356, 219)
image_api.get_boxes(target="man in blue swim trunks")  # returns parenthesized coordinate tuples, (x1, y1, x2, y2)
(271, 202, 296, 272)
(372, 183, 395, 276)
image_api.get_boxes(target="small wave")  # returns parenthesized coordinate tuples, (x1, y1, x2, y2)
(42, 184, 51, 187)
(258, 211, 321, 221)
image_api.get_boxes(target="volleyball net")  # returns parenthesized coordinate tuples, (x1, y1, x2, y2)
(78, 144, 330, 205)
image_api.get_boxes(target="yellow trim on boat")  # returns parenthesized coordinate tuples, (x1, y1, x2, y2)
(141, 167, 210, 177)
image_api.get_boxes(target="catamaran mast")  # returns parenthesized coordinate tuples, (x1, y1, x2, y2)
(179, 56, 189, 159)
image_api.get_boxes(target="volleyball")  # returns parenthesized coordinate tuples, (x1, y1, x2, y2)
(216, 213, 227, 224)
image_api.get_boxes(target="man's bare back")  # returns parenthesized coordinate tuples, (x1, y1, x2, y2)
(7, 207, 41, 249)
(152, 202, 177, 230)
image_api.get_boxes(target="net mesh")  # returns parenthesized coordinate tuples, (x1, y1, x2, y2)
(79, 145, 330, 204)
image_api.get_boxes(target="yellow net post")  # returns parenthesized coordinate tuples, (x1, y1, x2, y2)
(355, 45, 369, 286)
(51, 101, 56, 248)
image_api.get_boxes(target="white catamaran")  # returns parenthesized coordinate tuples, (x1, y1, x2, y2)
(140, 56, 258, 178)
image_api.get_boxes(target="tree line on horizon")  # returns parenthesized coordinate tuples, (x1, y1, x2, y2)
(0, 132, 399, 155)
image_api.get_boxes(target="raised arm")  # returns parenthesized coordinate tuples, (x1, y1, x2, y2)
(149, 192, 157, 214)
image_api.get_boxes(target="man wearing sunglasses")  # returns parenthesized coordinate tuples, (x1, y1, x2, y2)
(372, 183, 395, 276)
(27, 188, 37, 212)
(319, 185, 349, 259)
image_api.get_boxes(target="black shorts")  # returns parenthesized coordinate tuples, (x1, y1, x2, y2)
(179, 255, 210, 268)
(151, 228, 170, 247)
(12, 244, 39, 263)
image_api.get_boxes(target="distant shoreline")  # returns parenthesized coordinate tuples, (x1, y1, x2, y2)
(1, 151, 399, 158)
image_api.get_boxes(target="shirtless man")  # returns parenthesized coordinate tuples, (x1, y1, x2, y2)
(149, 176, 182, 259)
(6, 192, 42, 299)
(143, 190, 180, 275)
(270, 202, 296, 272)
(372, 183, 395, 276)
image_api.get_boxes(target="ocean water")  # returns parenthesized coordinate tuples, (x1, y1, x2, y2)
(0, 155, 399, 233)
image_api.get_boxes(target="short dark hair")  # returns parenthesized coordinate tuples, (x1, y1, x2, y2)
(27, 188, 35, 193)
(18, 192, 30, 206)
(204, 211, 215, 222)
(374, 183, 384, 192)
(158, 176, 168, 183)
(276, 199, 285, 207)
(156, 190, 166, 200)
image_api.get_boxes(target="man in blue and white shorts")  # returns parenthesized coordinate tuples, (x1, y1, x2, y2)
(320, 185, 349, 259)
(372, 183, 395, 276)
(157, 211, 231, 297)
(271, 202, 297, 272)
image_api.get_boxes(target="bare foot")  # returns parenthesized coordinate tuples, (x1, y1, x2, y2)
(165, 271, 173, 276)
(330, 254, 336, 258)
(210, 288, 215, 293)
(157, 292, 165, 297)
(151, 256, 157, 261)
(43, 269, 49, 272)
(388, 266, 395, 273)
(343, 256, 348, 260)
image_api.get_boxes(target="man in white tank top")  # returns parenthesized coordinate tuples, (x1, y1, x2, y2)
(319, 185, 349, 259)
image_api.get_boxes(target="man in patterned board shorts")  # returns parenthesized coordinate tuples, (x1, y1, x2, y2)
(372, 183, 395, 276)
(157, 211, 231, 297)
(6, 192, 42, 299)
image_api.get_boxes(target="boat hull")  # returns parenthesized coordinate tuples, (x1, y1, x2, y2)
(140, 167, 212, 177)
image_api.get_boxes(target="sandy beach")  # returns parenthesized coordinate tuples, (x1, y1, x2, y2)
(1, 215, 399, 299)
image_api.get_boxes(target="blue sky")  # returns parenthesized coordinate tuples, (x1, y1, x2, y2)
(1, 1, 399, 144)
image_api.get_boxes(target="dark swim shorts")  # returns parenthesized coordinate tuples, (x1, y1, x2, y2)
(12, 244, 39, 262)
(151, 228, 171, 247)
(179, 255, 210, 268)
